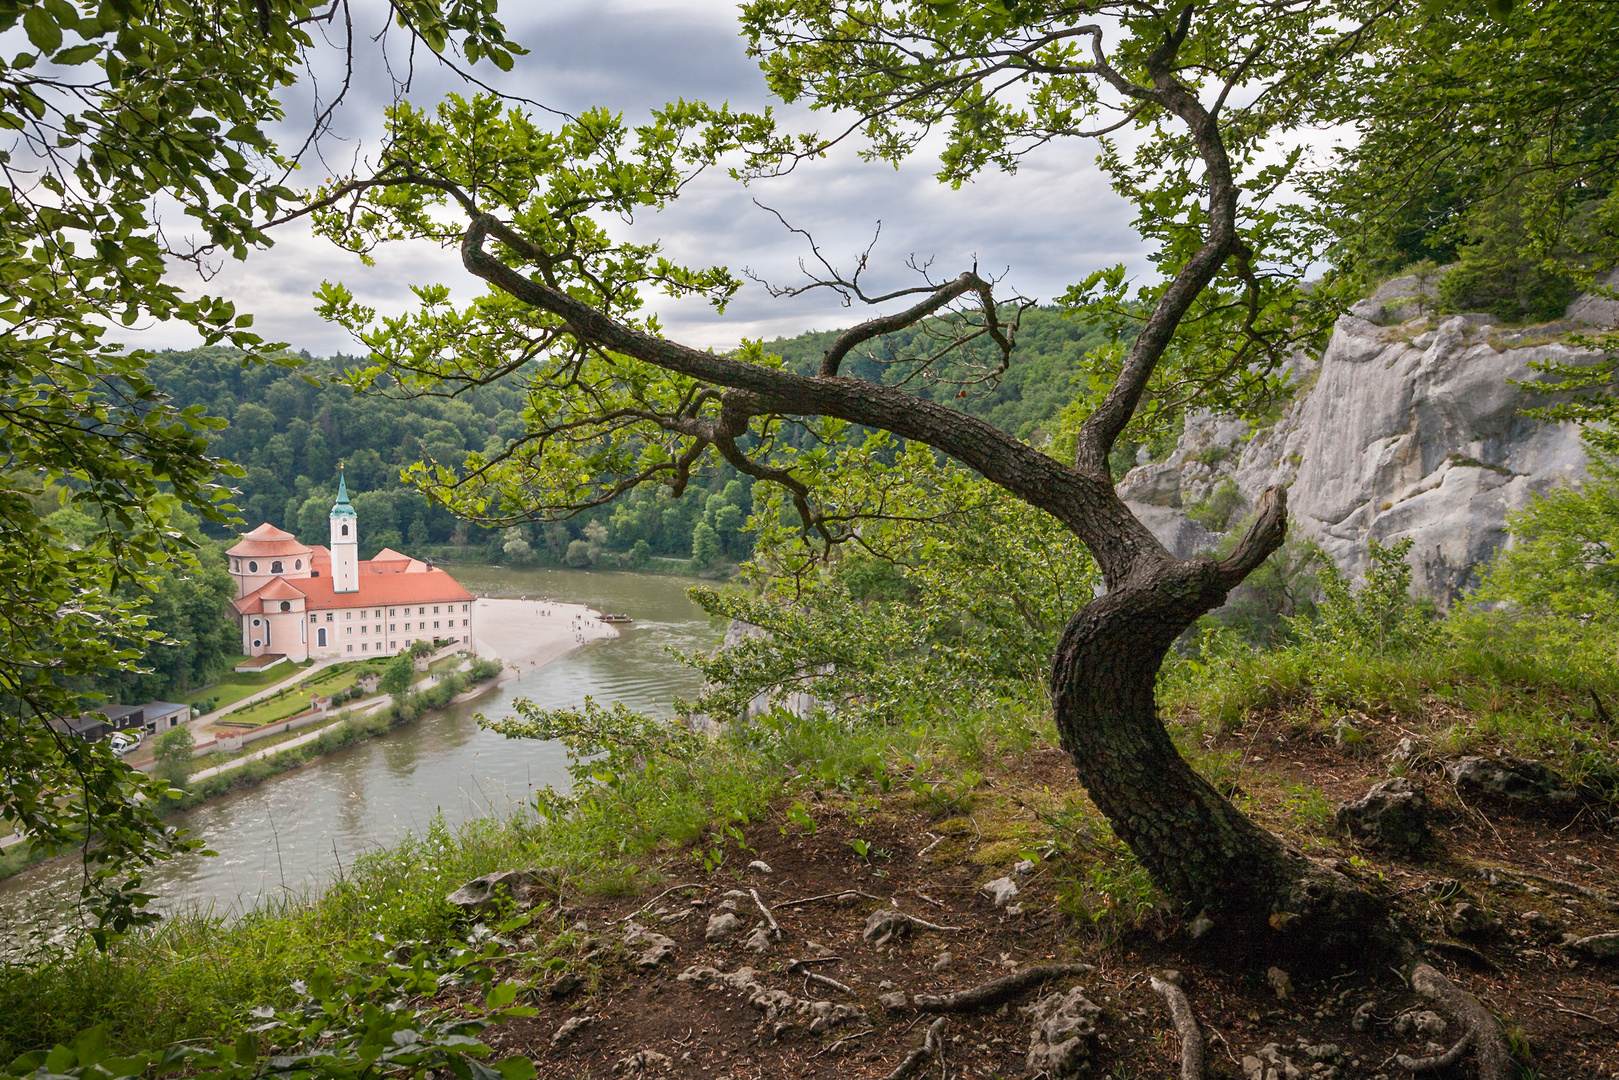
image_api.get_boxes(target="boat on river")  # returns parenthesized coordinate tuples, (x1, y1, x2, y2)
(600, 613, 633, 624)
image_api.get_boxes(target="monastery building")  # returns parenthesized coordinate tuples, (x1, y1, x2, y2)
(228, 472, 475, 663)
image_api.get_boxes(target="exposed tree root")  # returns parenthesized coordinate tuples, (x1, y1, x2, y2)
(863, 908, 964, 947)
(1149, 973, 1203, 1080)
(1394, 963, 1513, 1080)
(884, 1017, 946, 1080)
(1485, 866, 1619, 910)
(910, 963, 1094, 1014)
(750, 888, 782, 937)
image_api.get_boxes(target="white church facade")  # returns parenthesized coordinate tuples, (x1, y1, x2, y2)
(227, 473, 475, 663)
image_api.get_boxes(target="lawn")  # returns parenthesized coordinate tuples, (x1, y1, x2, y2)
(180, 659, 316, 712)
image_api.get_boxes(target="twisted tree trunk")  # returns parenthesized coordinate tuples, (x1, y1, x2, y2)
(1049, 498, 1383, 946)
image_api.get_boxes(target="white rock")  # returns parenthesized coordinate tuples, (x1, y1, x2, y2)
(746, 860, 772, 874)
(705, 911, 742, 943)
(982, 876, 1020, 908)
(1110, 280, 1610, 605)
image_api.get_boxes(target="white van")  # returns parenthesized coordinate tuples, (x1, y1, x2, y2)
(108, 731, 142, 756)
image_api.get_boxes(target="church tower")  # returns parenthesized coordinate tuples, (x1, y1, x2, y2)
(330, 467, 359, 593)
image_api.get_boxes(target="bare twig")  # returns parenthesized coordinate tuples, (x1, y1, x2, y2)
(812, 1028, 873, 1059)
(750, 887, 782, 938)
(885, 1017, 946, 1080)
(916, 834, 944, 858)
(787, 956, 843, 968)
(616, 883, 708, 924)
(1150, 974, 1205, 1080)
(776, 891, 887, 909)
(910, 963, 1094, 1013)
(804, 970, 854, 996)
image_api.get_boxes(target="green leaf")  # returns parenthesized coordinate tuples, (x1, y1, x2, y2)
(483, 981, 517, 1010)
(495, 1056, 537, 1080)
(23, 7, 62, 53)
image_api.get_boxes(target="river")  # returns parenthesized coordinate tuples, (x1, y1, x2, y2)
(0, 566, 718, 950)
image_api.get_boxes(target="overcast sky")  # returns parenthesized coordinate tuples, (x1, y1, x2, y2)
(129, 0, 1149, 355)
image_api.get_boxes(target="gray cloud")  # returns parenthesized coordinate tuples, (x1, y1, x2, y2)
(116, 0, 1148, 356)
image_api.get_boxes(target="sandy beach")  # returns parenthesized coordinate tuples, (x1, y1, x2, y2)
(472, 597, 619, 682)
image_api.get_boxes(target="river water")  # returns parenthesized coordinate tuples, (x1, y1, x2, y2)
(0, 567, 717, 949)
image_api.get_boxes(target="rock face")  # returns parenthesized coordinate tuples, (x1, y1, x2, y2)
(1334, 777, 1430, 852)
(1113, 271, 1615, 603)
(1444, 756, 1576, 804)
(1022, 986, 1102, 1080)
(444, 868, 558, 915)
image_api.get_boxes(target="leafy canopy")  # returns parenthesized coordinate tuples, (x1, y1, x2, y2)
(0, 0, 520, 938)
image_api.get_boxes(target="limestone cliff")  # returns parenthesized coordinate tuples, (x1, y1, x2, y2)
(1115, 270, 1617, 604)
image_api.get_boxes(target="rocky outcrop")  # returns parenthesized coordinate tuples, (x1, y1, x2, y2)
(1115, 271, 1616, 603)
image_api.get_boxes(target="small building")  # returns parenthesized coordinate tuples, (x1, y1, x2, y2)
(227, 470, 476, 664)
(140, 702, 189, 734)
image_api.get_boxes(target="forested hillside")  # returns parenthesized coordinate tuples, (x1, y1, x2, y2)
(151, 307, 1103, 568)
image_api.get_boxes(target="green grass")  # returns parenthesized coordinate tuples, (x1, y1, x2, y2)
(180, 660, 317, 712)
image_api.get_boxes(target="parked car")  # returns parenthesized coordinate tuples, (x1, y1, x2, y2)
(108, 731, 142, 756)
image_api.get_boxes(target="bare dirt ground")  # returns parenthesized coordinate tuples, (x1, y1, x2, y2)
(456, 728, 1618, 1080)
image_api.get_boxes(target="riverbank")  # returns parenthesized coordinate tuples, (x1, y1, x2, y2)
(472, 596, 618, 683)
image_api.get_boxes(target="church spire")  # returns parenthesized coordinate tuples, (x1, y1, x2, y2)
(331, 465, 355, 518)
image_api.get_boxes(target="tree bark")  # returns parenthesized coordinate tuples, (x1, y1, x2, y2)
(1049, 496, 1383, 945)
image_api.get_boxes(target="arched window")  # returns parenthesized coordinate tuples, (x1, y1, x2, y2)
(271, 560, 283, 574)
(294, 559, 302, 570)
(248, 560, 258, 573)
(317, 627, 327, 647)
(279, 601, 291, 612)
(232, 559, 240, 572)
(341, 524, 349, 537)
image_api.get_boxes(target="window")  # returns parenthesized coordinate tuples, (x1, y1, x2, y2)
(346, 626, 353, 635)
(433, 621, 440, 629)
(433, 606, 440, 614)
(347, 644, 353, 652)
(375, 625, 382, 634)
(462, 619, 468, 626)
(325, 613, 333, 622)
(232, 559, 240, 572)
(462, 604, 468, 612)
(418, 621, 425, 630)
(271, 560, 283, 574)
(389, 624, 396, 632)
(309, 614, 316, 622)
(361, 643, 367, 652)
(341, 523, 349, 536)
(294, 559, 302, 570)
(317, 627, 327, 647)
(418, 607, 425, 615)
(360, 625, 367, 634)
(252, 618, 261, 627)
(389, 641, 395, 650)
(280, 601, 291, 612)
(345, 611, 352, 619)
(389, 608, 396, 616)
(253, 638, 261, 648)
(248, 560, 258, 573)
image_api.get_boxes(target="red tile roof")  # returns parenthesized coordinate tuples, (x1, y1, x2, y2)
(234, 557, 473, 614)
(227, 523, 313, 559)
